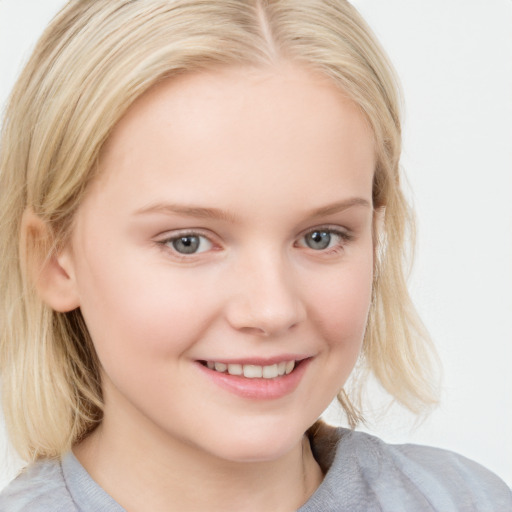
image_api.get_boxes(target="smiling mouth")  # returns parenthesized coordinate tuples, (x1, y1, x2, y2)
(199, 360, 298, 379)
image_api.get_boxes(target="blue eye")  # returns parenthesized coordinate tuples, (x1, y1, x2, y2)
(166, 234, 212, 255)
(304, 230, 333, 250)
(298, 228, 349, 252)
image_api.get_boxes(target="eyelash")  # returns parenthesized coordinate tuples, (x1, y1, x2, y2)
(156, 229, 216, 258)
(156, 226, 353, 258)
(295, 226, 354, 255)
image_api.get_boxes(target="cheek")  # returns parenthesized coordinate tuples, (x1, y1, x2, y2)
(296, 252, 374, 413)
(307, 253, 374, 353)
(74, 248, 218, 369)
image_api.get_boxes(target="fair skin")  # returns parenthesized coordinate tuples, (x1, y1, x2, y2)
(48, 64, 376, 511)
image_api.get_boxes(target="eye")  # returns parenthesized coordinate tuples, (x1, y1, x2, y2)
(163, 233, 213, 255)
(297, 227, 351, 252)
(304, 230, 334, 250)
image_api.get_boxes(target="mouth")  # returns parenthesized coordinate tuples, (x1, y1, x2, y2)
(196, 357, 311, 400)
(199, 359, 298, 379)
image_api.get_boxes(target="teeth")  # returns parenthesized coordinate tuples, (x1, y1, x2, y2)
(285, 360, 295, 375)
(262, 364, 278, 379)
(227, 363, 243, 376)
(205, 360, 297, 379)
(243, 365, 262, 378)
(214, 362, 227, 372)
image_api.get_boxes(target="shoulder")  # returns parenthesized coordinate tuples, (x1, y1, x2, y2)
(0, 458, 77, 512)
(305, 423, 512, 512)
(354, 430, 511, 506)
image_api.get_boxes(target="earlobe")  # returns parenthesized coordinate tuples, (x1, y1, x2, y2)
(20, 209, 80, 312)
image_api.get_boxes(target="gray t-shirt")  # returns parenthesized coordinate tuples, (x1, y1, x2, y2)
(1, 425, 511, 511)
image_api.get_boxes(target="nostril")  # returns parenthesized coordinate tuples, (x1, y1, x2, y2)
(225, 300, 306, 337)
(238, 326, 269, 336)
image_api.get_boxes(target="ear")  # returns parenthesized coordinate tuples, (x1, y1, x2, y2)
(373, 206, 386, 236)
(20, 209, 80, 312)
(372, 206, 385, 242)
(372, 206, 386, 269)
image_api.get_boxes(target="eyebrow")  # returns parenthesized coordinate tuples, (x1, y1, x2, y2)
(134, 203, 239, 223)
(308, 197, 371, 217)
(134, 197, 371, 222)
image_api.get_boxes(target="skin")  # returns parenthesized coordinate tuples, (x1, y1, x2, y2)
(58, 63, 377, 511)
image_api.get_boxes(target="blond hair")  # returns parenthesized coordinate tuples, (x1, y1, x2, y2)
(0, 0, 439, 462)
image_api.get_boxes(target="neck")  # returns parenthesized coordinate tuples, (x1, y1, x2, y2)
(74, 409, 323, 512)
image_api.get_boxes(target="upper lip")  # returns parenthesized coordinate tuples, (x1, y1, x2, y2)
(198, 355, 312, 366)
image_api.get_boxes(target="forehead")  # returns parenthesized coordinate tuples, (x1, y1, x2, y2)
(101, 64, 373, 159)
(85, 64, 375, 219)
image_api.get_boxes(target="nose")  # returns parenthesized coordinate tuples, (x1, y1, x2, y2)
(224, 251, 306, 337)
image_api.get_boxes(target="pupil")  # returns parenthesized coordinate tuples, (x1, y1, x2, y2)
(173, 236, 200, 254)
(307, 231, 331, 250)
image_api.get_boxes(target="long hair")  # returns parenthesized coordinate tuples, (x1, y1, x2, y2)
(0, 0, 439, 461)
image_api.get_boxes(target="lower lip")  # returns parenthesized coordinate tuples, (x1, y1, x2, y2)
(196, 359, 311, 400)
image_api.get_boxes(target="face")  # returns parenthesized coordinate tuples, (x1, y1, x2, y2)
(65, 64, 376, 463)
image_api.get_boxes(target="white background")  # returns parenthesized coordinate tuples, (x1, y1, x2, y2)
(1, 0, 511, 491)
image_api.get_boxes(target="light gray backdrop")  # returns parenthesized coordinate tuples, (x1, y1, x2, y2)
(1, 0, 511, 490)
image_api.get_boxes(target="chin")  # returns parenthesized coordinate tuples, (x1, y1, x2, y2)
(195, 417, 310, 464)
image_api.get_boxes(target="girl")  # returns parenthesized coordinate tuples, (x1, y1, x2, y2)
(0, 1, 510, 510)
